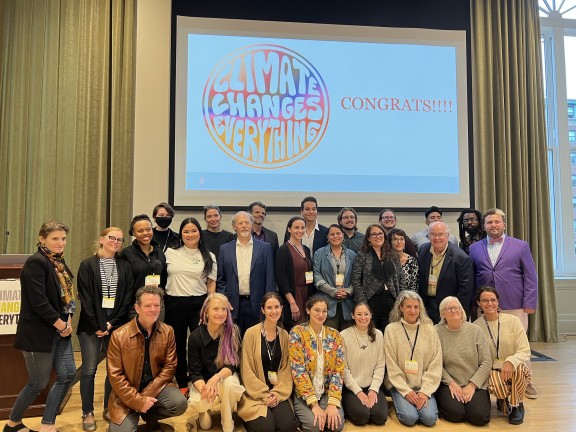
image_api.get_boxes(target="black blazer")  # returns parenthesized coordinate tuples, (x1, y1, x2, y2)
(14, 251, 72, 352)
(260, 226, 279, 257)
(283, 223, 329, 254)
(76, 254, 135, 334)
(417, 242, 474, 316)
(120, 240, 167, 297)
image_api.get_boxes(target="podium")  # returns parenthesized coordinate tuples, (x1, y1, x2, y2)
(0, 257, 54, 420)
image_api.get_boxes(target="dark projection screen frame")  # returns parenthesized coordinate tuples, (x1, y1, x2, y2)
(170, 1, 473, 212)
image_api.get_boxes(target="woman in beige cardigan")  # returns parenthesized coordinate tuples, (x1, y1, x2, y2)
(238, 292, 298, 432)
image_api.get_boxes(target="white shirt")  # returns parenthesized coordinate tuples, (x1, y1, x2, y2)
(165, 247, 217, 296)
(302, 220, 319, 256)
(236, 237, 253, 296)
(487, 234, 506, 267)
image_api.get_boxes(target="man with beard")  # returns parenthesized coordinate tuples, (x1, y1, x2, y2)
(337, 207, 364, 253)
(217, 211, 275, 335)
(248, 201, 279, 257)
(456, 208, 486, 254)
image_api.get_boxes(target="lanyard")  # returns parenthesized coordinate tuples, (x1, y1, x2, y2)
(401, 323, 420, 361)
(261, 324, 278, 366)
(483, 315, 500, 358)
(330, 247, 343, 274)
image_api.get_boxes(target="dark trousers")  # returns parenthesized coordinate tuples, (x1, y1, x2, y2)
(324, 302, 353, 332)
(342, 386, 388, 426)
(237, 297, 258, 337)
(424, 296, 441, 324)
(244, 399, 299, 432)
(435, 383, 491, 426)
(368, 290, 396, 333)
(164, 294, 206, 388)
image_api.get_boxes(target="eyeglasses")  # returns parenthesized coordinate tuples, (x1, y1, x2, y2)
(429, 233, 447, 239)
(463, 217, 478, 223)
(480, 298, 498, 304)
(381, 216, 396, 221)
(107, 236, 125, 243)
(310, 308, 328, 315)
(341, 215, 356, 220)
(444, 306, 461, 312)
(392, 237, 405, 243)
(370, 232, 385, 238)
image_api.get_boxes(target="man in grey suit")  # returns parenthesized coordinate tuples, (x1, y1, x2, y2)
(418, 221, 474, 323)
(217, 211, 275, 335)
(248, 201, 279, 257)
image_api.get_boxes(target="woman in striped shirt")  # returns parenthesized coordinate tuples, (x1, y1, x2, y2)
(76, 227, 134, 431)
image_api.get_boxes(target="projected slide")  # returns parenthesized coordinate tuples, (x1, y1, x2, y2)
(173, 18, 469, 209)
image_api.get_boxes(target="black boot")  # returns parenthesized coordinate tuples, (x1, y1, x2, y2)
(508, 402, 525, 425)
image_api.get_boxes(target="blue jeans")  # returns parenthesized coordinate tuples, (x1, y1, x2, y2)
(10, 334, 76, 425)
(390, 388, 438, 427)
(78, 331, 112, 414)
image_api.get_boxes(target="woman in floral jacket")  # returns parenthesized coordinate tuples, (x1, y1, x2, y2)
(289, 296, 345, 432)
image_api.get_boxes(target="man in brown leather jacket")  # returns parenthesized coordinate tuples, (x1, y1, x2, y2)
(107, 286, 187, 431)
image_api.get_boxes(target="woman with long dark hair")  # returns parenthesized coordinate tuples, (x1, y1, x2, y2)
(238, 292, 298, 432)
(340, 302, 387, 426)
(165, 217, 217, 395)
(76, 227, 134, 430)
(388, 228, 420, 292)
(6, 221, 76, 432)
(289, 296, 345, 432)
(187, 293, 245, 432)
(276, 216, 314, 330)
(313, 224, 356, 331)
(351, 223, 405, 332)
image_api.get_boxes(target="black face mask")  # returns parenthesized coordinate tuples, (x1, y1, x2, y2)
(155, 216, 172, 229)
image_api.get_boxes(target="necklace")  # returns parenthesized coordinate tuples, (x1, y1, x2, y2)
(353, 327, 368, 350)
(185, 247, 202, 265)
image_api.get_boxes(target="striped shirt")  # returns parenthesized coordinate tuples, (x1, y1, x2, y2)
(99, 257, 118, 299)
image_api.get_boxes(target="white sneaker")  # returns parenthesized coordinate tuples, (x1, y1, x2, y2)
(525, 383, 538, 399)
(199, 411, 213, 430)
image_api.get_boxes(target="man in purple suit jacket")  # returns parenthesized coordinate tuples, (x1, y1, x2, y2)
(469, 208, 538, 398)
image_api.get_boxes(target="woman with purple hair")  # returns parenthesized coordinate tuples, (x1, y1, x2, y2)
(187, 293, 245, 432)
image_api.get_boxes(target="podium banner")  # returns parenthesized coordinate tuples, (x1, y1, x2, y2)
(0, 279, 20, 335)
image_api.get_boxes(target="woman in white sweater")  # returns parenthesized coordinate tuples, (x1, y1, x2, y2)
(435, 296, 491, 426)
(340, 303, 387, 426)
(384, 290, 442, 427)
(474, 286, 531, 425)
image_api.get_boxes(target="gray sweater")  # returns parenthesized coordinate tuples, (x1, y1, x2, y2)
(435, 321, 491, 389)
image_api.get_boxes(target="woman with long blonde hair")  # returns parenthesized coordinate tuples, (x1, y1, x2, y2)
(187, 293, 245, 432)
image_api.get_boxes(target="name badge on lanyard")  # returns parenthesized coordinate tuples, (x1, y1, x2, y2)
(145, 274, 161, 286)
(102, 297, 115, 309)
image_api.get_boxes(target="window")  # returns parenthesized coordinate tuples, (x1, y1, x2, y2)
(540, 0, 576, 276)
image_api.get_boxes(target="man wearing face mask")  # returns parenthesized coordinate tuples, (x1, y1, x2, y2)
(152, 202, 180, 252)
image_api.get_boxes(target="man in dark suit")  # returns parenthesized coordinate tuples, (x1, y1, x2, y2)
(418, 221, 474, 323)
(248, 201, 279, 257)
(283, 196, 328, 257)
(217, 211, 275, 335)
(469, 207, 539, 398)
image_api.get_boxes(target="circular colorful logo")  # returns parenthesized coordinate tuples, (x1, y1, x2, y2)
(203, 44, 330, 170)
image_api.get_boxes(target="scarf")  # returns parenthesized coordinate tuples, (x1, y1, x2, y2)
(38, 244, 76, 314)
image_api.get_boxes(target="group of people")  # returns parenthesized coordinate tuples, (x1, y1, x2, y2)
(4, 198, 538, 432)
